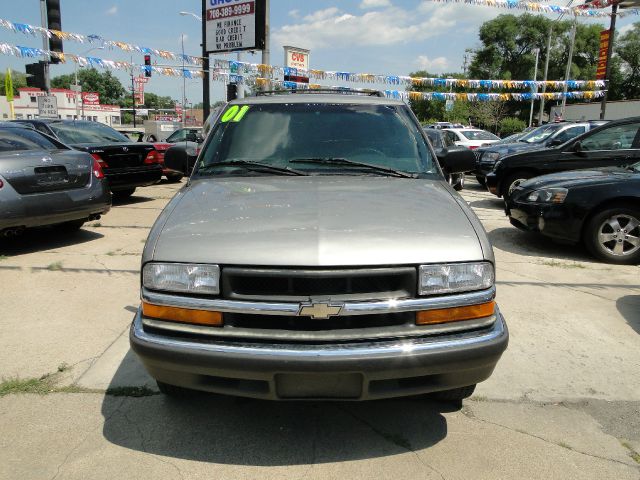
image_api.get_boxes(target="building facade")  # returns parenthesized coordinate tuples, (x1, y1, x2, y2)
(0, 88, 121, 126)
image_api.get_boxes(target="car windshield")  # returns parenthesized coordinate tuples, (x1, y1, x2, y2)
(519, 124, 563, 144)
(0, 128, 65, 152)
(460, 130, 499, 141)
(198, 102, 436, 177)
(48, 121, 130, 144)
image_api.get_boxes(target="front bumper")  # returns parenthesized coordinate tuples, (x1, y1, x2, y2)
(130, 301, 508, 401)
(505, 198, 580, 243)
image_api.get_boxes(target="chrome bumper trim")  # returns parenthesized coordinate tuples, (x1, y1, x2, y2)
(132, 307, 506, 358)
(141, 286, 496, 317)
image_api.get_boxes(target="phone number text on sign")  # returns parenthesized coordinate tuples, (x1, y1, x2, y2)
(207, 1, 254, 20)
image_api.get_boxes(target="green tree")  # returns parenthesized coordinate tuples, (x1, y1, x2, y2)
(51, 69, 125, 105)
(614, 22, 640, 99)
(142, 92, 177, 110)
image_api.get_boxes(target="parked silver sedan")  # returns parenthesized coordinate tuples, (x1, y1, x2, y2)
(0, 124, 111, 237)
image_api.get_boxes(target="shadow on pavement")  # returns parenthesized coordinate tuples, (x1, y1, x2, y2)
(0, 227, 104, 256)
(468, 198, 505, 210)
(616, 295, 640, 335)
(488, 227, 595, 263)
(111, 195, 155, 207)
(101, 350, 451, 465)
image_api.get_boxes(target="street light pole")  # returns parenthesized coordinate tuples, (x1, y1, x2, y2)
(561, 16, 577, 117)
(529, 48, 540, 127)
(262, 0, 270, 90)
(538, 25, 553, 124)
(181, 33, 187, 126)
(201, 1, 210, 122)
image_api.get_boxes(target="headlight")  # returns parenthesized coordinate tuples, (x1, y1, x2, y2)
(484, 152, 500, 162)
(143, 263, 220, 294)
(419, 262, 494, 296)
(525, 188, 568, 204)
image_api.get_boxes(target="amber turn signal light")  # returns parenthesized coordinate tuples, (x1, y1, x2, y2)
(416, 301, 495, 325)
(142, 301, 223, 327)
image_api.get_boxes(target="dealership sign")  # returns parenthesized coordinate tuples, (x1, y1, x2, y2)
(596, 29, 610, 80)
(81, 92, 100, 106)
(206, 0, 266, 54)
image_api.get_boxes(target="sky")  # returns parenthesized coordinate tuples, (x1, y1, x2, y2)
(0, 0, 637, 104)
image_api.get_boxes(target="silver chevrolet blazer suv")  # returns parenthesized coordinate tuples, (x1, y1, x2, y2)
(130, 92, 508, 402)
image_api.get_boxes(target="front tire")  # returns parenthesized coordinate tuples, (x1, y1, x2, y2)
(475, 175, 486, 187)
(165, 173, 183, 183)
(583, 205, 640, 264)
(501, 172, 533, 199)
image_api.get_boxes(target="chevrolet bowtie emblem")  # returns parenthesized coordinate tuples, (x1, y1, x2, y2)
(299, 302, 343, 319)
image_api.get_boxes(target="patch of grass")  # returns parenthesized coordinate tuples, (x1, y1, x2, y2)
(0, 375, 54, 397)
(540, 260, 586, 269)
(57, 362, 70, 373)
(0, 255, 8, 261)
(90, 222, 102, 228)
(621, 441, 640, 464)
(106, 386, 158, 397)
(46, 261, 64, 271)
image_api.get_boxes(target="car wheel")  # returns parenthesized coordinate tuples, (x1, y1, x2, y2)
(453, 174, 465, 191)
(156, 381, 195, 397)
(112, 188, 136, 199)
(584, 205, 640, 264)
(165, 173, 183, 183)
(55, 220, 85, 232)
(431, 384, 476, 401)
(475, 175, 486, 187)
(502, 172, 533, 198)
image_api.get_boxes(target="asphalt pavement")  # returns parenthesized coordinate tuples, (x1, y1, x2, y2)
(0, 179, 638, 479)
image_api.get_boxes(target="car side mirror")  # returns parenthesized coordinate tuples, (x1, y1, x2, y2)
(440, 148, 476, 174)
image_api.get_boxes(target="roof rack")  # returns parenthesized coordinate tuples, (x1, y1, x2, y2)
(255, 88, 384, 97)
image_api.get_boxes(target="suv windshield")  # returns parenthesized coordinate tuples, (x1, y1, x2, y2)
(519, 124, 563, 144)
(198, 103, 435, 177)
(48, 121, 130, 144)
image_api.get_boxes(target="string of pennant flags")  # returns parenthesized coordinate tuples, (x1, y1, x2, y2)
(214, 59, 607, 90)
(0, 18, 204, 66)
(424, 0, 639, 16)
(266, 79, 607, 102)
(0, 40, 607, 93)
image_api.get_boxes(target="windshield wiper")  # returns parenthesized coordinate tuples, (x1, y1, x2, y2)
(290, 157, 417, 178)
(198, 160, 306, 176)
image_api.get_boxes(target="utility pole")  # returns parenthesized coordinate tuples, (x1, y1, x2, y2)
(201, 0, 210, 122)
(529, 48, 540, 127)
(182, 34, 187, 126)
(561, 16, 577, 117)
(600, 4, 618, 120)
(538, 25, 553, 124)
(262, 0, 270, 90)
(39, 0, 51, 93)
(131, 64, 137, 128)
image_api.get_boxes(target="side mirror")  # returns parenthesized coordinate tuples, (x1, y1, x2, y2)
(163, 143, 197, 176)
(440, 148, 476, 174)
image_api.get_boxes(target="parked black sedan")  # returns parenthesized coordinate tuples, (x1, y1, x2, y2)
(0, 123, 111, 237)
(486, 117, 640, 198)
(13, 120, 162, 198)
(506, 164, 640, 264)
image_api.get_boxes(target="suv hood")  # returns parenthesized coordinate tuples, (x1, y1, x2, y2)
(151, 177, 486, 266)
(479, 142, 543, 157)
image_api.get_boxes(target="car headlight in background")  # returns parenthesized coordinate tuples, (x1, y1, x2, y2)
(525, 188, 568, 204)
(419, 262, 494, 296)
(143, 263, 220, 294)
(483, 152, 500, 163)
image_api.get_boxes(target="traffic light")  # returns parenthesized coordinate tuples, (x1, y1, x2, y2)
(46, 0, 63, 64)
(144, 55, 152, 78)
(25, 62, 47, 91)
(226, 83, 238, 101)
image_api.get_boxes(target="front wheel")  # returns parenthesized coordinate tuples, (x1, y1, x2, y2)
(475, 175, 486, 187)
(583, 205, 640, 264)
(165, 173, 183, 183)
(501, 172, 533, 199)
